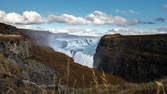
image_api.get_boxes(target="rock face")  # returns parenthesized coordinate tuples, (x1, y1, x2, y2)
(0, 34, 56, 93)
(0, 54, 48, 94)
(94, 34, 167, 82)
(0, 35, 31, 58)
(0, 34, 56, 86)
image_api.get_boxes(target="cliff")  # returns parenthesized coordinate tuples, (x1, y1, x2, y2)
(0, 54, 48, 94)
(0, 25, 54, 85)
(0, 22, 125, 93)
(0, 31, 56, 93)
(94, 34, 167, 82)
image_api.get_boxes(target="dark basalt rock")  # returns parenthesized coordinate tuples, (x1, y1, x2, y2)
(94, 34, 167, 82)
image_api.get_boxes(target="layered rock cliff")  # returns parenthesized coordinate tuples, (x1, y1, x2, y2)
(0, 24, 56, 93)
(94, 34, 167, 82)
(0, 28, 56, 86)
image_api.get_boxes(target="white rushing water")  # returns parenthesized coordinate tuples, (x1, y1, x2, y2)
(48, 33, 99, 68)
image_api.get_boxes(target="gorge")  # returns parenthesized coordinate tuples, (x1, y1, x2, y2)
(1, 22, 167, 94)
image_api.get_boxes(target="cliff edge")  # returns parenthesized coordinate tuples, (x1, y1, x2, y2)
(94, 34, 167, 82)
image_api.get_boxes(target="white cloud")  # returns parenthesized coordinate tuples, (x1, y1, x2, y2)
(0, 10, 47, 25)
(16, 23, 167, 37)
(108, 27, 140, 35)
(22, 11, 47, 24)
(16, 24, 47, 30)
(107, 26, 167, 35)
(48, 14, 89, 25)
(85, 11, 128, 26)
(48, 11, 129, 26)
(3, 12, 25, 24)
(49, 27, 97, 33)
(17, 25, 102, 36)
(0, 10, 137, 26)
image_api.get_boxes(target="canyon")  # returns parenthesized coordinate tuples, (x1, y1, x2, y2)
(0, 23, 125, 94)
(1, 23, 167, 94)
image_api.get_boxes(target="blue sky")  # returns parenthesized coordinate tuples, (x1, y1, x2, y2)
(0, 0, 167, 35)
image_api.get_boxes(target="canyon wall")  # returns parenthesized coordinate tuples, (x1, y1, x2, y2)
(94, 34, 167, 82)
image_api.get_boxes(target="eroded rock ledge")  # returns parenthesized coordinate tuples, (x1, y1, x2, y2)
(94, 34, 167, 82)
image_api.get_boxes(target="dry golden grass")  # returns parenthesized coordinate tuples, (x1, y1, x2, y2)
(0, 54, 52, 94)
(0, 34, 24, 40)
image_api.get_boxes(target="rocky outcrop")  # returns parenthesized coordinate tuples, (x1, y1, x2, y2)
(0, 34, 31, 58)
(0, 34, 56, 85)
(0, 23, 57, 89)
(0, 54, 50, 94)
(94, 34, 167, 82)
